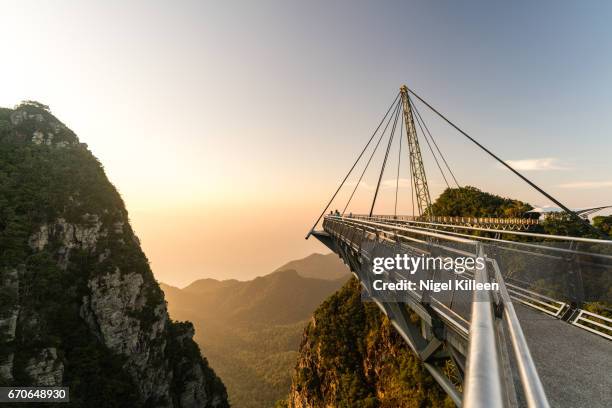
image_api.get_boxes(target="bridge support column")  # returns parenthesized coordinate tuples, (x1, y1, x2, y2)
(384, 301, 427, 354)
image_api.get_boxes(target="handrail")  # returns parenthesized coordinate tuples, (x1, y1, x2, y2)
(327, 215, 477, 244)
(365, 217, 612, 261)
(463, 245, 504, 408)
(490, 260, 551, 408)
(350, 215, 612, 245)
(325, 217, 479, 259)
(369, 213, 540, 225)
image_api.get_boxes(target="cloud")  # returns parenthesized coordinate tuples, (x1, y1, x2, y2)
(503, 157, 568, 171)
(558, 181, 612, 189)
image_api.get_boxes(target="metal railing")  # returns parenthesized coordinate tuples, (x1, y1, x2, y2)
(322, 215, 555, 407)
(347, 215, 612, 322)
(570, 309, 612, 341)
(350, 214, 612, 244)
(490, 260, 551, 408)
(463, 247, 504, 408)
(505, 283, 568, 318)
(323, 216, 473, 337)
(348, 213, 540, 230)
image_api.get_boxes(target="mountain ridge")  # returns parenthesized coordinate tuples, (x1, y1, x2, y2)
(163, 267, 348, 325)
(161, 256, 350, 408)
(177, 252, 349, 293)
(274, 253, 349, 280)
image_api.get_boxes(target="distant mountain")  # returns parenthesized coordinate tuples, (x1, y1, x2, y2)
(183, 278, 241, 294)
(274, 253, 350, 280)
(161, 257, 350, 408)
(164, 269, 346, 325)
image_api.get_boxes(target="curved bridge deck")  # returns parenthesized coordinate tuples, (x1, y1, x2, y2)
(313, 215, 612, 407)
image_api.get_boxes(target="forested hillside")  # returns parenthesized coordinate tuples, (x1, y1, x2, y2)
(287, 278, 454, 408)
(162, 255, 349, 408)
(427, 186, 532, 217)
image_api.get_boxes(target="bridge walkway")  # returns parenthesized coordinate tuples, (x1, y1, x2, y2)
(515, 304, 612, 408)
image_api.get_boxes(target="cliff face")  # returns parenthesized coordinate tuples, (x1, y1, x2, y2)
(288, 278, 454, 408)
(0, 102, 228, 407)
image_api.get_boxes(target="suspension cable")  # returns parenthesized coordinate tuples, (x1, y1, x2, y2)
(412, 99, 450, 188)
(410, 96, 460, 188)
(342, 99, 401, 215)
(370, 100, 402, 216)
(410, 162, 416, 218)
(408, 88, 607, 238)
(306, 93, 400, 238)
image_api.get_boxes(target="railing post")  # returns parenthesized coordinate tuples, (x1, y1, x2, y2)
(564, 240, 585, 315)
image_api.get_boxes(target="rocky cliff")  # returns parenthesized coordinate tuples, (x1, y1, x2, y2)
(287, 278, 454, 408)
(0, 101, 228, 407)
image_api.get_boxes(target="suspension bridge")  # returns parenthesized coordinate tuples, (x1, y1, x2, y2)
(306, 86, 612, 408)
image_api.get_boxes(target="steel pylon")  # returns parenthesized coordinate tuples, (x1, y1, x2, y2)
(400, 85, 432, 216)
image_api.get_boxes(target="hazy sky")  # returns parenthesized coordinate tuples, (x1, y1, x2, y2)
(1, 1, 611, 286)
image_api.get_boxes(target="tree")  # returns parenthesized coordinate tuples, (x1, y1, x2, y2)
(593, 215, 612, 236)
(17, 100, 50, 111)
(427, 186, 532, 217)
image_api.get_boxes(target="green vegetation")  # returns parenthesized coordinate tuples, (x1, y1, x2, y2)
(429, 187, 612, 241)
(427, 186, 532, 218)
(0, 103, 140, 405)
(196, 320, 305, 408)
(0, 102, 227, 407)
(287, 278, 454, 408)
(162, 259, 349, 408)
(593, 215, 612, 236)
(539, 214, 602, 239)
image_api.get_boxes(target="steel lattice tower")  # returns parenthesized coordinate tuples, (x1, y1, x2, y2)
(400, 85, 432, 216)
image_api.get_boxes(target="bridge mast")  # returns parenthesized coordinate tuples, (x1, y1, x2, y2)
(400, 85, 432, 216)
